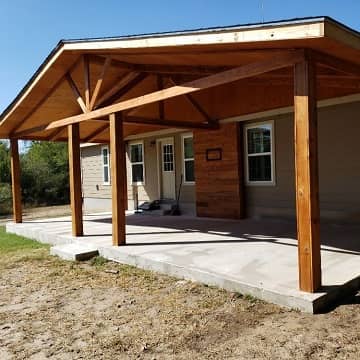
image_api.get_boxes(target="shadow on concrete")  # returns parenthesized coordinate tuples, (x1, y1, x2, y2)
(88, 214, 360, 255)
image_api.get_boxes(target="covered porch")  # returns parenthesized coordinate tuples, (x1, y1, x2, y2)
(2, 17, 360, 302)
(6, 213, 360, 312)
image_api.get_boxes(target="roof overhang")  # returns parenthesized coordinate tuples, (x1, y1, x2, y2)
(1, 16, 360, 142)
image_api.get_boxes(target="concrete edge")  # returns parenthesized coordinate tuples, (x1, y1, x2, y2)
(98, 246, 318, 313)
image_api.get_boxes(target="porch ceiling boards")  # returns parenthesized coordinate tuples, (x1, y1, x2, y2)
(1, 17, 360, 143)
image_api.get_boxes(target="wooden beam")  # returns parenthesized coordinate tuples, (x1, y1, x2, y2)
(68, 123, 83, 236)
(169, 77, 214, 123)
(94, 72, 142, 109)
(12, 118, 107, 138)
(89, 57, 112, 110)
(83, 123, 109, 143)
(125, 116, 218, 129)
(294, 55, 321, 293)
(83, 55, 91, 109)
(91, 55, 232, 75)
(9, 56, 81, 135)
(47, 127, 65, 141)
(46, 50, 305, 130)
(157, 75, 165, 120)
(66, 73, 88, 113)
(96, 72, 147, 108)
(312, 50, 360, 76)
(109, 113, 126, 246)
(10, 139, 22, 223)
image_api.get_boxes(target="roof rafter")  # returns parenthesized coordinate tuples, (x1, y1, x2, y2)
(66, 73, 89, 113)
(43, 49, 305, 131)
(94, 72, 146, 109)
(89, 56, 112, 110)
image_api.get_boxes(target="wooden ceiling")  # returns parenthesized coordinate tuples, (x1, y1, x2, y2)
(1, 17, 360, 143)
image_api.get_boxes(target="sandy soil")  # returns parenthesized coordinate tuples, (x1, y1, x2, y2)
(0, 249, 359, 360)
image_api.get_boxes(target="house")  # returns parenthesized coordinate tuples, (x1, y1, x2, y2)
(1, 16, 360, 296)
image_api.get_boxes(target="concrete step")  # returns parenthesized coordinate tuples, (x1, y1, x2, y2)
(50, 243, 99, 261)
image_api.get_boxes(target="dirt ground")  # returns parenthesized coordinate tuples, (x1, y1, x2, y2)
(0, 205, 71, 225)
(0, 246, 359, 360)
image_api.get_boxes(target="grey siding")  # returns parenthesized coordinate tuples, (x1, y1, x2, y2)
(245, 101, 360, 223)
(81, 131, 196, 212)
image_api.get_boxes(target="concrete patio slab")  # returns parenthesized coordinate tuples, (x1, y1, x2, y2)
(50, 243, 99, 261)
(6, 213, 360, 313)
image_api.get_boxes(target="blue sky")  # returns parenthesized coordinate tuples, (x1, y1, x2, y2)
(0, 0, 360, 113)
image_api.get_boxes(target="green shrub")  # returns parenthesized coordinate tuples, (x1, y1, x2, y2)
(0, 183, 12, 215)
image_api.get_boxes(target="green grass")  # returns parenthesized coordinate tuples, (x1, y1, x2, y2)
(0, 226, 48, 254)
(90, 255, 108, 266)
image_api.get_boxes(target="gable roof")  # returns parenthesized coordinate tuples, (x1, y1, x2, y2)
(1, 16, 360, 142)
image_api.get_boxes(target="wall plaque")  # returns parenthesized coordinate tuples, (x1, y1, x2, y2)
(206, 148, 222, 161)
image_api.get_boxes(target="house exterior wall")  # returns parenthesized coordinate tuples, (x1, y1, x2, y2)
(81, 131, 196, 213)
(81, 101, 360, 223)
(244, 101, 360, 223)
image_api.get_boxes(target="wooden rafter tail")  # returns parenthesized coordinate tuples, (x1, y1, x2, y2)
(89, 56, 112, 110)
(45, 50, 305, 131)
(66, 73, 88, 113)
(83, 55, 91, 109)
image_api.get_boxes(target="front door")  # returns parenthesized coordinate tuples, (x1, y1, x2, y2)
(159, 138, 176, 199)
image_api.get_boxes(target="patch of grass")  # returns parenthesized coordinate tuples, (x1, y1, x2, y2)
(0, 226, 48, 254)
(243, 293, 259, 303)
(90, 256, 108, 266)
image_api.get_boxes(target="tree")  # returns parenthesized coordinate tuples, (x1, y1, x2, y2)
(0, 140, 10, 183)
(21, 141, 69, 205)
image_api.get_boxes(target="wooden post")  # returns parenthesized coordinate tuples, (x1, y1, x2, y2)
(294, 55, 321, 292)
(109, 112, 126, 246)
(68, 123, 83, 236)
(10, 139, 22, 223)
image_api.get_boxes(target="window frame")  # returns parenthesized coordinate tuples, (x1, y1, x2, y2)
(101, 145, 111, 185)
(129, 141, 145, 185)
(244, 120, 276, 186)
(182, 133, 195, 185)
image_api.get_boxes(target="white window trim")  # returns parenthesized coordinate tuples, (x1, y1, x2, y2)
(244, 120, 276, 186)
(129, 141, 145, 186)
(181, 133, 195, 185)
(101, 145, 110, 185)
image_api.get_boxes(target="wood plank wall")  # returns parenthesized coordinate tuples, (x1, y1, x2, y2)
(194, 123, 245, 219)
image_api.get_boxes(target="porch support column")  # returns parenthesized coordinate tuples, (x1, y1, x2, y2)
(10, 139, 22, 223)
(68, 123, 83, 236)
(294, 54, 321, 292)
(109, 112, 126, 246)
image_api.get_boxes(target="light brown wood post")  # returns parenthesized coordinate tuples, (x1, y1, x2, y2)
(10, 139, 22, 223)
(294, 54, 321, 292)
(68, 123, 83, 236)
(109, 112, 126, 246)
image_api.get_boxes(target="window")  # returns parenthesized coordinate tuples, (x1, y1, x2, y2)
(130, 142, 144, 184)
(162, 143, 174, 172)
(245, 122, 275, 185)
(102, 146, 110, 185)
(182, 134, 195, 184)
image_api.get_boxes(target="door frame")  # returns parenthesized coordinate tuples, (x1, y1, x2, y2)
(156, 137, 176, 199)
